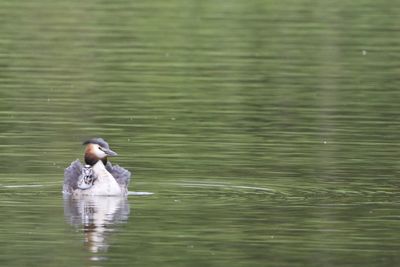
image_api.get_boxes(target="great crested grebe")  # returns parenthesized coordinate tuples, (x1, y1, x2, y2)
(63, 138, 131, 196)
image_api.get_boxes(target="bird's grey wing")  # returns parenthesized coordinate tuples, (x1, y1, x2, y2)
(63, 159, 83, 194)
(106, 162, 132, 190)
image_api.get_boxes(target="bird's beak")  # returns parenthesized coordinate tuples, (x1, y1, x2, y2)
(104, 148, 118, 156)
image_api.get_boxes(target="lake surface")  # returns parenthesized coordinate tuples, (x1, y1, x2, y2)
(0, 0, 400, 266)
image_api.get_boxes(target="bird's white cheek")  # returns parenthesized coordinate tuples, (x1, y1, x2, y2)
(94, 148, 106, 158)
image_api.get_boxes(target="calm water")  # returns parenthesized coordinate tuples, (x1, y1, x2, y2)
(0, 0, 400, 266)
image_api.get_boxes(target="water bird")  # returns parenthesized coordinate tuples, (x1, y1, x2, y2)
(63, 138, 131, 196)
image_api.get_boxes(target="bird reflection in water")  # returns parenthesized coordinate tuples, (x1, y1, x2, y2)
(63, 195, 130, 260)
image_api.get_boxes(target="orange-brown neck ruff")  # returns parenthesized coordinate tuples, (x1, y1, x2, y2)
(84, 144, 107, 166)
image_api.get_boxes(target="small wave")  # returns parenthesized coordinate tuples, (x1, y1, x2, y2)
(2, 184, 44, 188)
(179, 182, 277, 192)
(128, 191, 154, 196)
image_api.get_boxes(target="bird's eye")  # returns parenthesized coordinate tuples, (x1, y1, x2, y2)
(98, 146, 103, 151)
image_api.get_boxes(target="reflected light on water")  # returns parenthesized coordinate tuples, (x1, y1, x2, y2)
(63, 196, 130, 258)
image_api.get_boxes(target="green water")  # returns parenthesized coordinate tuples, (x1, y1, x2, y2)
(1, 0, 400, 266)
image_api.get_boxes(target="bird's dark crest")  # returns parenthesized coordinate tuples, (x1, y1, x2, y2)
(82, 138, 110, 149)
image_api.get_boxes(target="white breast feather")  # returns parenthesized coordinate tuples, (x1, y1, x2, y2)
(74, 161, 123, 196)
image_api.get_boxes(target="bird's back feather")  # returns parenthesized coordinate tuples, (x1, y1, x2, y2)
(106, 162, 132, 191)
(63, 159, 83, 194)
